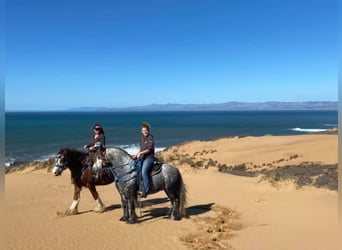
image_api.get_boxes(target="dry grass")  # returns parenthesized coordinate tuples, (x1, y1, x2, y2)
(5, 158, 55, 174)
(157, 147, 338, 191)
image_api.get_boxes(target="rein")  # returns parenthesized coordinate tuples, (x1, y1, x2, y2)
(108, 160, 138, 183)
(108, 159, 143, 216)
(55, 149, 138, 183)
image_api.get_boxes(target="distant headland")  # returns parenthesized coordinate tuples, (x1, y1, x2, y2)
(67, 101, 337, 112)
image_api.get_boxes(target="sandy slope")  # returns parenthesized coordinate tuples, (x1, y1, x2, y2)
(5, 134, 340, 250)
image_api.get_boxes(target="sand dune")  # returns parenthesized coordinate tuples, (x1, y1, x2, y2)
(5, 134, 340, 250)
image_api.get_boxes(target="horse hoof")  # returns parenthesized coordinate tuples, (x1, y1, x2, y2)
(94, 207, 105, 213)
(170, 215, 180, 220)
(65, 209, 78, 215)
(119, 216, 128, 222)
(127, 219, 136, 224)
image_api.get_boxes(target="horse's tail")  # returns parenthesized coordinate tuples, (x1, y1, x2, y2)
(179, 174, 187, 218)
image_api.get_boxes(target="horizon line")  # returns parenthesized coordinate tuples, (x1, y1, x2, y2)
(5, 100, 338, 112)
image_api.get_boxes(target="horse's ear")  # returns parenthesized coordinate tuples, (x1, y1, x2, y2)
(58, 146, 63, 154)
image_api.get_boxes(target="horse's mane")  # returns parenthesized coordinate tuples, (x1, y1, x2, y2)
(60, 147, 130, 155)
(108, 147, 130, 155)
(60, 148, 87, 161)
(107, 146, 132, 158)
(60, 147, 132, 165)
(62, 148, 86, 155)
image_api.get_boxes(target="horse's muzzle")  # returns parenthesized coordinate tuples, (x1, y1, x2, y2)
(52, 166, 63, 176)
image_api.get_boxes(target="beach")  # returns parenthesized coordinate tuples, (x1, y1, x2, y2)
(5, 133, 340, 250)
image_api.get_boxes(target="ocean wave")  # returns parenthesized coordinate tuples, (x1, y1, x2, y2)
(323, 124, 338, 127)
(290, 127, 329, 133)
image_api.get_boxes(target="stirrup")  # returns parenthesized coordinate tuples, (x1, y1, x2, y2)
(137, 190, 147, 198)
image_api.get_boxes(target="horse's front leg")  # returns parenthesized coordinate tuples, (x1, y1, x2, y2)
(117, 183, 129, 222)
(65, 184, 81, 215)
(127, 196, 137, 224)
(119, 195, 129, 222)
(127, 189, 138, 224)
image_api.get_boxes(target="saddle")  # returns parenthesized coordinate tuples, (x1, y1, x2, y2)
(90, 150, 112, 178)
(134, 158, 163, 176)
(92, 157, 164, 180)
(150, 159, 163, 176)
(92, 161, 112, 176)
(93, 167, 114, 182)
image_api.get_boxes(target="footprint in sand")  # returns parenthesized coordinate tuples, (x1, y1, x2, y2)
(181, 205, 243, 249)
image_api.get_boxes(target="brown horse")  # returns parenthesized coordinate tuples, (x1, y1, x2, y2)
(52, 148, 115, 215)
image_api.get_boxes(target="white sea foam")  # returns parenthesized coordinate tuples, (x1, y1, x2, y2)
(117, 144, 166, 155)
(5, 157, 16, 167)
(119, 144, 140, 155)
(290, 127, 329, 133)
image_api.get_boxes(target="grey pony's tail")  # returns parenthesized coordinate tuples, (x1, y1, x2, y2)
(179, 174, 187, 218)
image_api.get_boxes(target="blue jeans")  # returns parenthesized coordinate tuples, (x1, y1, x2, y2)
(141, 157, 153, 194)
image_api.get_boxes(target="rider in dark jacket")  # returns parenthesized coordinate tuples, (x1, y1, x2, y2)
(84, 123, 107, 171)
(84, 123, 106, 154)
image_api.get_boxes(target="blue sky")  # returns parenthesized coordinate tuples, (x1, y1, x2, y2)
(5, 0, 338, 111)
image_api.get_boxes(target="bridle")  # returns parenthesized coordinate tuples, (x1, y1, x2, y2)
(54, 153, 68, 175)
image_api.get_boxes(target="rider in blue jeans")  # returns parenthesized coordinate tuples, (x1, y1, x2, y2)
(134, 122, 155, 198)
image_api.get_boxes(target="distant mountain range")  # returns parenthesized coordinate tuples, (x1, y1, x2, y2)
(68, 101, 338, 112)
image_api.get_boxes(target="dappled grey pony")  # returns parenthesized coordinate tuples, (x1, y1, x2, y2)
(95, 147, 187, 224)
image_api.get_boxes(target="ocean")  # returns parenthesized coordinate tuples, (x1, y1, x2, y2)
(5, 111, 337, 167)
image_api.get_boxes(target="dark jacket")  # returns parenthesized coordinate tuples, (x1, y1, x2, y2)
(139, 134, 154, 159)
(86, 134, 106, 153)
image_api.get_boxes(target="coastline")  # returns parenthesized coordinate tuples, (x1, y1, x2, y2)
(5, 133, 340, 249)
(5, 110, 337, 169)
(4, 127, 338, 171)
